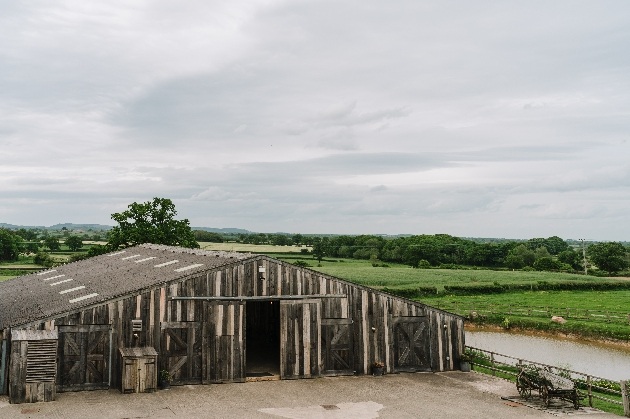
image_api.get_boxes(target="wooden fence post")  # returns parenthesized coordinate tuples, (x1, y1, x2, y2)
(587, 375, 593, 407)
(490, 352, 496, 376)
(621, 380, 629, 417)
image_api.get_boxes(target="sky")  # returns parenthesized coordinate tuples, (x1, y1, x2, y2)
(1, 1, 629, 240)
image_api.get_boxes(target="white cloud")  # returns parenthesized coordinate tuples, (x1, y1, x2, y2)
(1, 0, 630, 240)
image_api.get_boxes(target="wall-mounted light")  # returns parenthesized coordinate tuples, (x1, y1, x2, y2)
(258, 265, 266, 280)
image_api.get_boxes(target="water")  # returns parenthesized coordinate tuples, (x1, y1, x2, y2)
(465, 330, 630, 381)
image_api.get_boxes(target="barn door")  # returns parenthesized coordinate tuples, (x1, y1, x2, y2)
(57, 325, 111, 391)
(202, 301, 245, 384)
(160, 322, 202, 384)
(321, 318, 353, 375)
(280, 299, 321, 379)
(392, 317, 431, 372)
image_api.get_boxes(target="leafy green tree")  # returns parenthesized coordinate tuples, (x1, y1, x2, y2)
(543, 236, 570, 255)
(292, 234, 303, 246)
(34, 252, 54, 267)
(44, 236, 61, 251)
(311, 237, 329, 264)
(65, 235, 83, 251)
(87, 244, 111, 257)
(193, 230, 224, 243)
(107, 197, 199, 249)
(588, 242, 628, 274)
(533, 257, 561, 271)
(558, 249, 582, 271)
(23, 241, 40, 253)
(505, 244, 536, 269)
(0, 229, 21, 262)
(15, 228, 38, 241)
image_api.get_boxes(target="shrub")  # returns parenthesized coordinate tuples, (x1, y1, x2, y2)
(293, 260, 310, 268)
(417, 260, 431, 269)
(34, 252, 54, 267)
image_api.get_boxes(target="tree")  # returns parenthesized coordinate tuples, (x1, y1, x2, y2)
(505, 244, 536, 269)
(588, 242, 628, 275)
(193, 230, 224, 243)
(533, 257, 561, 271)
(558, 249, 582, 271)
(44, 236, 61, 251)
(65, 235, 83, 251)
(311, 237, 329, 264)
(107, 198, 199, 249)
(0, 229, 21, 262)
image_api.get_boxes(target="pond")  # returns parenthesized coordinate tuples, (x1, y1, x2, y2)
(465, 329, 630, 381)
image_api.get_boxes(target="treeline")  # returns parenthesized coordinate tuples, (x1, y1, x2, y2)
(304, 234, 628, 275)
(310, 234, 572, 267)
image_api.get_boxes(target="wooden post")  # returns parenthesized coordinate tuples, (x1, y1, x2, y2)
(0, 339, 6, 395)
(587, 375, 593, 407)
(621, 380, 629, 417)
(490, 352, 496, 376)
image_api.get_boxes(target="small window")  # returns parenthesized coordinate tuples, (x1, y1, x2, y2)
(131, 319, 143, 332)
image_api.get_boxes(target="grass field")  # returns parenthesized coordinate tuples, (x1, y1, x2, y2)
(264, 253, 630, 342)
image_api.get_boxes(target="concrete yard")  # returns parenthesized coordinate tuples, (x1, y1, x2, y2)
(0, 372, 618, 418)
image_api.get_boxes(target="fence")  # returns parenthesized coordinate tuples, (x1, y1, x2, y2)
(435, 302, 630, 325)
(466, 346, 630, 417)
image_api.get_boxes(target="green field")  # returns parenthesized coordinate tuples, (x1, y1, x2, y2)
(263, 253, 630, 342)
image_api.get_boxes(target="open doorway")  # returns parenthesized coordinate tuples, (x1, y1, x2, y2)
(246, 300, 280, 378)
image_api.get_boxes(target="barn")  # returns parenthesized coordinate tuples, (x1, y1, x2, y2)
(0, 244, 465, 403)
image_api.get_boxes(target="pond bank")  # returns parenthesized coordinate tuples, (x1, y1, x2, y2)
(465, 327, 630, 381)
(464, 320, 630, 349)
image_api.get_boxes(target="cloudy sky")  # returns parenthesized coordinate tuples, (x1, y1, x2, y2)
(1, 1, 629, 240)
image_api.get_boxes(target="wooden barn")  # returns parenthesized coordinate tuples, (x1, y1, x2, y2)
(0, 244, 465, 403)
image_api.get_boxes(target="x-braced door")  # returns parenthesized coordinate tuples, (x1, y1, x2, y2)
(392, 316, 431, 372)
(57, 325, 111, 391)
(321, 318, 353, 375)
(203, 301, 245, 383)
(280, 299, 321, 379)
(160, 322, 202, 384)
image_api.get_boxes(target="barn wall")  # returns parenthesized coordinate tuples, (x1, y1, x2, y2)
(21, 256, 464, 391)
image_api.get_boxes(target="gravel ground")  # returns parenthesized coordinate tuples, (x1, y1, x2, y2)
(0, 372, 618, 418)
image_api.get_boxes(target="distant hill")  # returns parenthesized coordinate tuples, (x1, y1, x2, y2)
(192, 227, 252, 234)
(0, 223, 112, 231)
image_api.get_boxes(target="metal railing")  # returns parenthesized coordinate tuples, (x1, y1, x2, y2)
(465, 346, 630, 416)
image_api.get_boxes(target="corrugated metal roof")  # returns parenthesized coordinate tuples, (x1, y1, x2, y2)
(0, 244, 252, 330)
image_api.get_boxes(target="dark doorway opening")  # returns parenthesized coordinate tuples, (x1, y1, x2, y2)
(246, 301, 280, 378)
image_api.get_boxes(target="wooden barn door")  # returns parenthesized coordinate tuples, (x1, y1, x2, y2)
(57, 325, 111, 391)
(392, 316, 430, 372)
(321, 318, 353, 375)
(202, 301, 245, 384)
(280, 299, 321, 379)
(160, 322, 202, 384)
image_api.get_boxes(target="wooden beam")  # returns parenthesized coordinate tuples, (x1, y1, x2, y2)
(170, 295, 346, 301)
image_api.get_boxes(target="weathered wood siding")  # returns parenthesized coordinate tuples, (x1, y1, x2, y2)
(16, 256, 464, 392)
